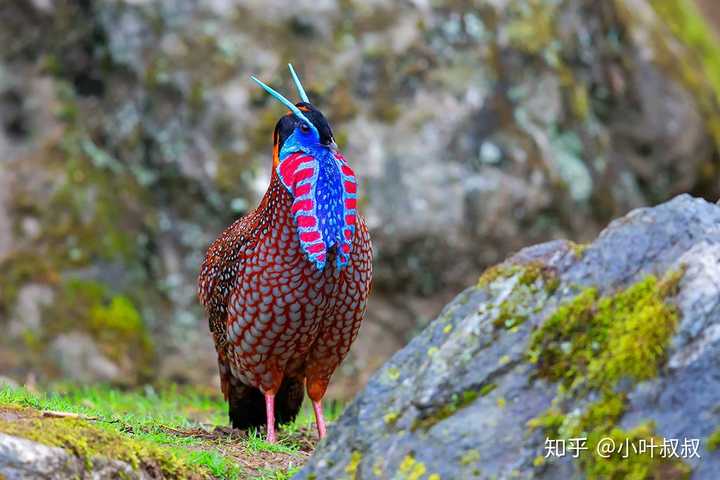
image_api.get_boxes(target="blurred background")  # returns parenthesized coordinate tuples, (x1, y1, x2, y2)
(0, 0, 719, 401)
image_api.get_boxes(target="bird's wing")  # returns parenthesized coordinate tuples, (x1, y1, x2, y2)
(198, 210, 261, 318)
(198, 210, 261, 398)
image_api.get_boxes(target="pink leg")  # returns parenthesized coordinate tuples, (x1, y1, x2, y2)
(312, 399, 327, 440)
(265, 393, 276, 443)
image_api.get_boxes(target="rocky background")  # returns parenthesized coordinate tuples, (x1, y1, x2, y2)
(0, 0, 719, 398)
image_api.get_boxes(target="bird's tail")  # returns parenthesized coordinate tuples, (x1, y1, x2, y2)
(228, 376, 304, 429)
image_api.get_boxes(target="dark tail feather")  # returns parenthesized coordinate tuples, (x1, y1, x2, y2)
(228, 376, 304, 429)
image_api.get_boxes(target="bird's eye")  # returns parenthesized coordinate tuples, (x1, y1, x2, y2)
(300, 123, 310, 134)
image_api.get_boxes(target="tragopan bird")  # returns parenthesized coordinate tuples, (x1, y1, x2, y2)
(198, 65, 372, 443)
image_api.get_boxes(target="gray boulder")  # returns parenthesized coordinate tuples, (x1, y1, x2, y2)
(0, 432, 146, 480)
(297, 194, 720, 479)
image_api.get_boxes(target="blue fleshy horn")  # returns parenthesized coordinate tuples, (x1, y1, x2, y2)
(250, 75, 317, 134)
(288, 63, 310, 103)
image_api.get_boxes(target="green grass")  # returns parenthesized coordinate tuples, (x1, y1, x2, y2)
(0, 383, 341, 479)
(0, 383, 226, 429)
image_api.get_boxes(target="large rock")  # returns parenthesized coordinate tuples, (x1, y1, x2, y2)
(1, 0, 720, 389)
(297, 194, 720, 479)
(0, 432, 144, 480)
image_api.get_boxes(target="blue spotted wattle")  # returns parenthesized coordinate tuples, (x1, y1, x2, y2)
(276, 148, 357, 270)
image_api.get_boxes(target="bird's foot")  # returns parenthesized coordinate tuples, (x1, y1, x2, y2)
(312, 399, 327, 440)
(265, 393, 276, 443)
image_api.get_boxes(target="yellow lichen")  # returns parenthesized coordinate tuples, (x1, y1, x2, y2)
(345, 450, 363, 479)
(371, 458, 384, 477)
(385, 367, 401, 382)
(383, 411, 399, 425)
(397, 454, 426, 480)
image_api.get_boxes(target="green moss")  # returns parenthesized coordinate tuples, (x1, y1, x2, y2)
(478, 383, 496, 397)
(527, 407, 567, 437)
(476, 264, 509, 288)
(0, 408, 209, 478)
(708, 427, 720, 451)
(478, 262, 556, 290)
(529, 273, 682, 391)
(527, 271, 689, 478)
(586, 422, 691, 480)
(345, 450, 363, 479)
(493, 299, 529, 330)
(90, 295, 141, 335)
(531, 394, 691, 479)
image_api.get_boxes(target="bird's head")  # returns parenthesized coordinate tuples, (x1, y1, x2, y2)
(271, 102, 337, 167)
(251, 65, 357, 271)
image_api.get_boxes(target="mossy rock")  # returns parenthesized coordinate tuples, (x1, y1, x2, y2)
(297, 195, 720, 479)
(0, 406, 206, 479)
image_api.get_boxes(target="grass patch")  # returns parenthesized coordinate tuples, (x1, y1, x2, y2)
(0, 384, 337, 479)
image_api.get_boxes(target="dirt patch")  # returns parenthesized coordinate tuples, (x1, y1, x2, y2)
(154, 425, 315, 477)
(0, 407, 25, 422)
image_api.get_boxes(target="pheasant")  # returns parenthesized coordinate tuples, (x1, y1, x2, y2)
(198, 65, 372, 443)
